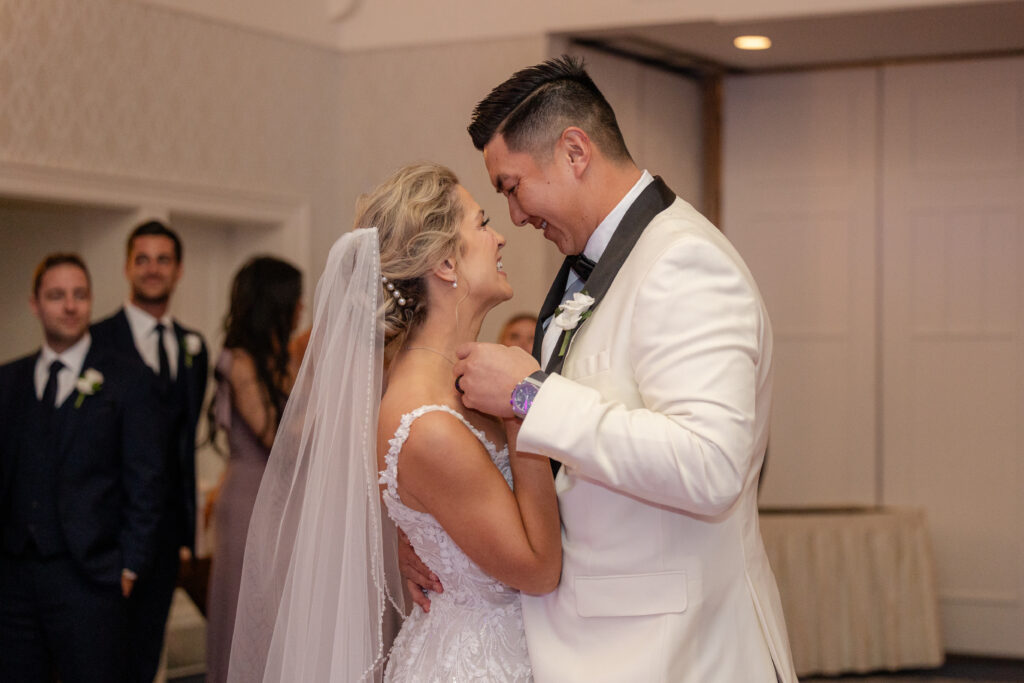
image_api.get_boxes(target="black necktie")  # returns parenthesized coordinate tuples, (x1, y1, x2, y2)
(155, 323, 171, 386)
(42, 359, 63, 413)
(568, 253, 596, 282)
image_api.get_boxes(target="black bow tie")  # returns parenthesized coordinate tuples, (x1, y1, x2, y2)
(568, 253, 597, 282)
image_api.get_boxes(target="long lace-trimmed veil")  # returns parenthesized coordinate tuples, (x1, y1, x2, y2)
(227, 228, 404, 682)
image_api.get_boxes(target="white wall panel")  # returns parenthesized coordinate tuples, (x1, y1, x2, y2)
(724, 69, 880, 506)
(881, 57, 1024, 655)
(571, 45, 705, 212)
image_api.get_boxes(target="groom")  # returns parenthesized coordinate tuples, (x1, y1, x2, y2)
(448, 56, 797, 681)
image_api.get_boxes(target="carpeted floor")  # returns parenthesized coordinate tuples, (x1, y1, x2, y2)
(171, 655, 1024, 682)
(801, 655, 1024, 682)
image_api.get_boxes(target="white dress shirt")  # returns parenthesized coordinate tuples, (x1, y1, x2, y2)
(540, 170, 654, 367)
(35, 333, 91, 407)
(124, 301, 178, 381)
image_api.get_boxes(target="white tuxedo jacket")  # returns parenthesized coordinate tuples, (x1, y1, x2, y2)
(518, 189, 796, 682)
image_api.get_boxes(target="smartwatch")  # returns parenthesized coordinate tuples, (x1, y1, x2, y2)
(510, 371, 548, 419)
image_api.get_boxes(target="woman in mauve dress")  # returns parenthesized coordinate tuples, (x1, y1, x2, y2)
(204, 256, 303, 683)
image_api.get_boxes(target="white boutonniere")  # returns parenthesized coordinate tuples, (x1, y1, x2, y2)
(552, 291, 595, 357)
(74, 368, 104, 408)
(183, 333, 203, 368)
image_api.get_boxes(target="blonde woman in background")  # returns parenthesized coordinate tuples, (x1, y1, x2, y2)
(498, 313, 537, 354)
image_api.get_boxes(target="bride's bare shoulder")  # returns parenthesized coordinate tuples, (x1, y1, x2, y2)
(378, 375, 446, 430)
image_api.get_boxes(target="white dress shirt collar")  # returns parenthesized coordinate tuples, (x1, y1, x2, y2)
(124, 300, 178, 379)
(124, 300, 173, 336)
(36, 333, 91, 406)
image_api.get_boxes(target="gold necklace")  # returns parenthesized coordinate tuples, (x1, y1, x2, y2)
(404, 346, 456, 365)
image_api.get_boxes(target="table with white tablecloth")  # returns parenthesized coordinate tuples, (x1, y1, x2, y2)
(759, 506, 944, 677)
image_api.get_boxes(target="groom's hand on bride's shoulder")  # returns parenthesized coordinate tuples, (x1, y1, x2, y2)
(398, 528, 442, 612)
(454, 343, 539, 419)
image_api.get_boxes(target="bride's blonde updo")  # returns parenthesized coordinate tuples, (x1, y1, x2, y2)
(353, 162, 464, 365)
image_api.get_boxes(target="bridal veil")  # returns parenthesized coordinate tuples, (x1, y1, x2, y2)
(227, 228, 404, 682)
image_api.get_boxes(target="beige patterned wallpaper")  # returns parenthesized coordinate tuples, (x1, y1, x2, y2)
(0, 0, 342, 195)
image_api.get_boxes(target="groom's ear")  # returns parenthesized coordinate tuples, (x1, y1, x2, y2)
(560, 128, 591, 179)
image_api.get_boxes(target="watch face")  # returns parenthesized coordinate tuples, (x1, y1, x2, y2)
(512, 381, 539, 417)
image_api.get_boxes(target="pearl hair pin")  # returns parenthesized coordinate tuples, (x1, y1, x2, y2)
(381, 275, 409, 307)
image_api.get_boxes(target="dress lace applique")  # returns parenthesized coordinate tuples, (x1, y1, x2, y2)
(379, 405, 532, 682)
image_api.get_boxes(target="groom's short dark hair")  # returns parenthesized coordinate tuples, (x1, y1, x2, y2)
(127, 220, 183, 263)
(32, 253, 91, 296)
(467, 54, 632, 163)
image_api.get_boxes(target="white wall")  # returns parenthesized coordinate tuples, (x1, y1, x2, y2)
(724, 68, 880, 506)
(724, 56, 1024, 656)
(879, 56, 1024, 656)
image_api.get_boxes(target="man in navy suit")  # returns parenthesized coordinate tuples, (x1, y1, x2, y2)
(0, 253, 165, 682)
(91, 221, 209, 682)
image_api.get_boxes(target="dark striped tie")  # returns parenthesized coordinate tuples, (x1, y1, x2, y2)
(155, 322, 171, 387)
(42, 359, 63, 413)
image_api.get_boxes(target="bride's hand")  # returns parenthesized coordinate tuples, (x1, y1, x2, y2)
(398, 528, 443, 612)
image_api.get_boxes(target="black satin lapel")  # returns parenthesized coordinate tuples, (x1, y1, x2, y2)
(537, 260, 573, 324)
(532, 259, 573, 363)
(583, 177, 675, 304)
(543, 177, 676, 375)
(544, 333, 569, 374)
(530, 317, 545, 364)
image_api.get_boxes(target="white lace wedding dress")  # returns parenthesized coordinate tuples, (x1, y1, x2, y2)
(379, 405, 533, 682)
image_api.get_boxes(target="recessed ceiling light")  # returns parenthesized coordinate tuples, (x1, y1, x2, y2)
(734, 35, 772, 50)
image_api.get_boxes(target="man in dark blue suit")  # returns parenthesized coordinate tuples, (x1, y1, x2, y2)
(91, 221, 209, 682)
(0, 253, 165, 682)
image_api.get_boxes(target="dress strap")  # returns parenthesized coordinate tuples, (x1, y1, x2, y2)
(378, 404, 494, 498)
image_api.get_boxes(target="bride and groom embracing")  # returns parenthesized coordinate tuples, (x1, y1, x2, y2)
(228, 56, 797, 682)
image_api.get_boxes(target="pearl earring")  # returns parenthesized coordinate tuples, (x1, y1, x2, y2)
(452, 276, 458, 289)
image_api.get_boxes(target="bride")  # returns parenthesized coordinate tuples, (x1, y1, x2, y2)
(227, 162, 561, 682)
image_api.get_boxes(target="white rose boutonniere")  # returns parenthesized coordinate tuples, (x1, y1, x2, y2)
(74, 368, 104, 408)
(552, 291, 595, 357)
(183, 333, 203, 368)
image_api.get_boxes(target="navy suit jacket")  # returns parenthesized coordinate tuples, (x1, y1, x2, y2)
(0, 343, 165, 584)
(91, 309, 208, 552)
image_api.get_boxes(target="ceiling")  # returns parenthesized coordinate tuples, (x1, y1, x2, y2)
(565, 0, 1024, 75)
